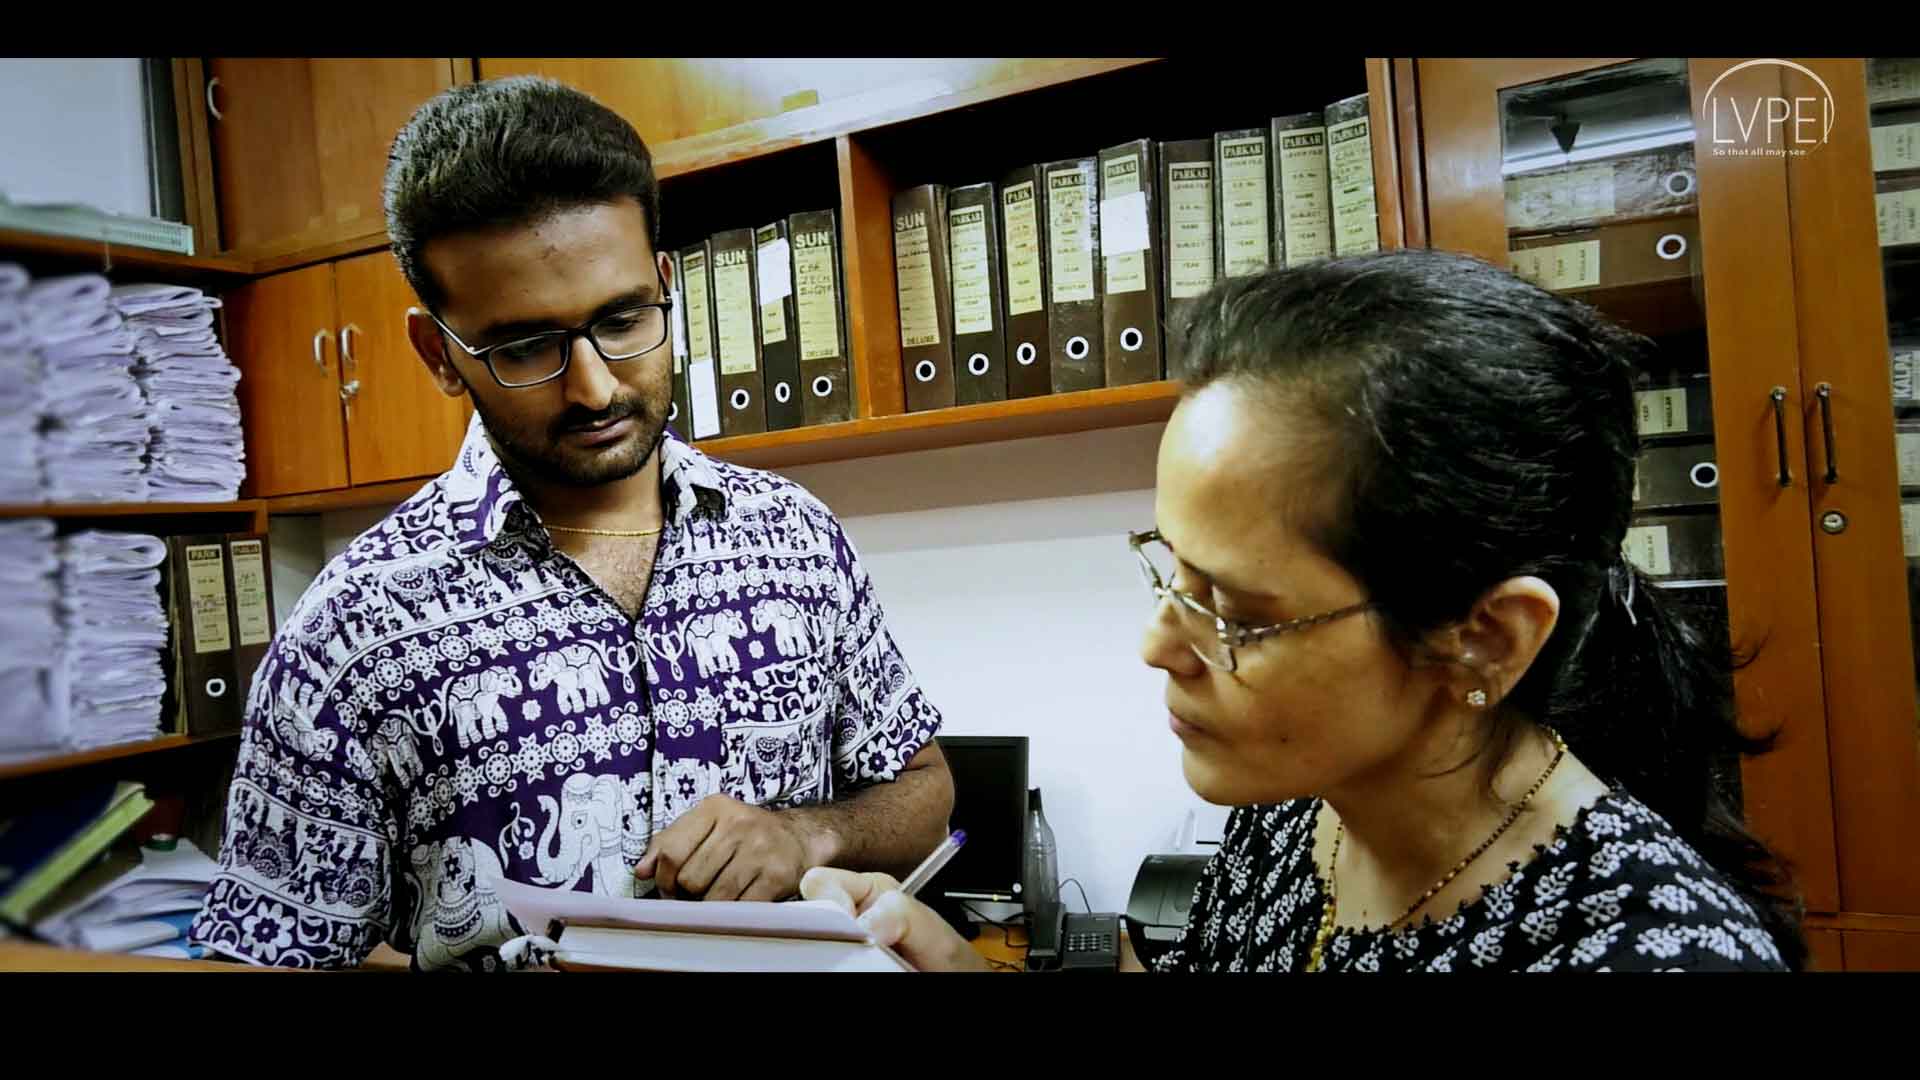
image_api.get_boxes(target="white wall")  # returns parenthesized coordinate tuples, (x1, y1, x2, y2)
(0, 59, 153, 217)
(287, 423, 1231, 914)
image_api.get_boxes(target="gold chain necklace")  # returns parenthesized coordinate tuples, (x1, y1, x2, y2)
(544, 523, 663, 539)
(1305, 727, 1568, 972)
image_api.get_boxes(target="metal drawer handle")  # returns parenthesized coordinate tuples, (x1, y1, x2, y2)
(1771, 386, 1791, 488)
(311, 329, 327, 371)
(206, 76, 224, 122)
(1816, 382, 1837, 484)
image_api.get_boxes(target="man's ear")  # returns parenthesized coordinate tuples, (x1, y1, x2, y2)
(407, 308, 467, 399)
(657, 249, 674, 293)
(1450, 576, 1562, 708)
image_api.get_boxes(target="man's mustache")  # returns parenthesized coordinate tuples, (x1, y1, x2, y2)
(551, 397, 643, 438)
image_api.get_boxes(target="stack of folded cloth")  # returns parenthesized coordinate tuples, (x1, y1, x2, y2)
(111, 284, 245, 502)
(0, 518, 68, 760)
(56, 529, 171, 749)
(0, 264, 41, 503)
(24, 274, 149, 502)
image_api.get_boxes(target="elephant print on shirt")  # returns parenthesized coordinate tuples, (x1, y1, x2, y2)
(533, 772, 634, 896)
(529, 643, 614, 715)
(445, 667, 524, 750)
(686, 610, 748, 678)
(405, 837, 516, 971)
(751, 598, 811, 658)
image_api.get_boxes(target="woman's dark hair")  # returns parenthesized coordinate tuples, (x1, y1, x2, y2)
(1176, 247, 1805, 970)
(383, 75, 661, 314)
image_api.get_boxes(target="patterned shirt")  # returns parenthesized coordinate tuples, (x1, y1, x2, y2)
(188, 417, 944, 970)
(1152, 791, 1790, 972)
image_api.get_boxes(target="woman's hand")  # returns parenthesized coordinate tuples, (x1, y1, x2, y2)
(800, 867, 992, 972)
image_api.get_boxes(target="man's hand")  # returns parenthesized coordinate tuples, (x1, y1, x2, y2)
(634, 794, 830, 901)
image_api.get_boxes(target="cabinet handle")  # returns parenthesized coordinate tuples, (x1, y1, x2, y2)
(1770, 386, 1791, 488)
(206, 76, 224, 122)
(1815, 382, 1838, 484)
(311, 329, 328, 371)
(340, 379, 361, 403)
(339, 323, 360, 371)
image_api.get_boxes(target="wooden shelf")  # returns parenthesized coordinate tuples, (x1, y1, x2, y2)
(649, 59, 1159, 181)
(0, 500, 268, 533)
(0, 732, 239, 783)
(699, 380, 1183, 471)
(0, 228, 253, 280)
(265, 478, 433, 515)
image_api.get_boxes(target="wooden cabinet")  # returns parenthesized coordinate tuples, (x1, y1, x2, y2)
(229, 252, 468, 497)
(1413, 55, 1920, 967)
(203, 59, 461, 261)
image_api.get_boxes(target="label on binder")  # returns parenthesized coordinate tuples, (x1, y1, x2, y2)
(713, 252, 757, 375)
(1168, 163, 1215, 298)
(230, 540, 271, 647)
(1903, 501, 1920, 560)
(949, 204, 995, 334)
(1898, 428, 1920, 486)
(1894, 346, 1920, 402)
(757, 237, 793, 303)
(1635, 388, 1689, 436)
(1872, 122, 1920, 174)
(1880, 188, 1920, 247)
(1622, 525, 1672, 577)
(1329, 115, 1378, 256)
(794, 230, 841, 361)
(1101, 187, 1150, 295)
(185, 543, 231, 654)
(1004, 182, 1044, 316)
(689, 357, 721, 438)
(1279, 127, 1332, 264)
(1048, 167, 1095, 303)
(670, 282, 689, 362)
(1511, 240, 1601, 291)
(685, 253, 714, 365)
(1220, 137, 1269, 277)
(895, 213, 942, 347)
(1505, 164, 1617, 231)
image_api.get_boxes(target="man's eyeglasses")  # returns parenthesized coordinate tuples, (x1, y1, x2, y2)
(1128, 529, 1374, 673)
(431, 299, 675, 389)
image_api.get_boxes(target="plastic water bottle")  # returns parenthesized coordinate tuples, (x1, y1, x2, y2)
(1021, 786, 1059, 918)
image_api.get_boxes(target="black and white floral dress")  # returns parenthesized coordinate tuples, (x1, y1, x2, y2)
(1152, 791, 1789, 972)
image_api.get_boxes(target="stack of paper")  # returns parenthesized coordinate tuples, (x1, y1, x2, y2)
(0, 780, 155, 928)
(0, 517, 67, 760)
(0, 263, 40, 503)
(57, 529, 170, 749)
(26, 274, 149, 502)
(33, 837, 218, 959)
(111, 284, 245, 502)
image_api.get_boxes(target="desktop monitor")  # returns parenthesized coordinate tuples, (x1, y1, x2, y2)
(928, 735, 1029, 903)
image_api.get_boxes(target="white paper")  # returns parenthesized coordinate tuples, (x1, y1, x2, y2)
(688, 357, 721, 439)
(1100, 191, 1150, 256)
(497, 876, 867, 941)
(756, 238, 793, 303)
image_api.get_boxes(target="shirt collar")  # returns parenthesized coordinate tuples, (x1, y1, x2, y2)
(444, 413, 727, 554)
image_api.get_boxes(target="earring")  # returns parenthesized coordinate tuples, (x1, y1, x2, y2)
(1466, 689, 1489, 708)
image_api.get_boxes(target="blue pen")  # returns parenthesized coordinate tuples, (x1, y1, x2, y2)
(897, 829, 967, 898)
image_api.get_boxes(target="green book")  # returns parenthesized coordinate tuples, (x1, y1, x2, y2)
(0, 782, 155, 927)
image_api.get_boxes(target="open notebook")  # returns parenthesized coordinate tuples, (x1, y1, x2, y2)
(496, 878, 909, 973)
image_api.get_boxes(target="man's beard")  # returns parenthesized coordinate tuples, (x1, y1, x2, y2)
(473, 389, 668, 489)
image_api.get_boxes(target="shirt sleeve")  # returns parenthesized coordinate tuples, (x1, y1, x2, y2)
(186, 625, 398, 969)
(816, 502, 944, 794)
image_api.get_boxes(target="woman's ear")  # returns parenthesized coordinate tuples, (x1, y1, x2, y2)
(1453, 576, 1562, 708)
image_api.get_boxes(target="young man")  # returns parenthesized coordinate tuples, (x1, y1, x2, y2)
(188, 77, 953, 970)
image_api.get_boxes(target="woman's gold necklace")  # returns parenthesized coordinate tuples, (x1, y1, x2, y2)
(1304, 727, 1568, 972)
(544, 523, 662, 538)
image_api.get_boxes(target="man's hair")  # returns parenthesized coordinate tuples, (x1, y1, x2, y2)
(383, 75, 661, 313)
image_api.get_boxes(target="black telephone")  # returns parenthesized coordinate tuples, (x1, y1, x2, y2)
(1025, 901, 1121, 972)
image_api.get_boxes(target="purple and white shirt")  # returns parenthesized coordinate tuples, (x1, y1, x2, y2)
(188, 417, 943, 970)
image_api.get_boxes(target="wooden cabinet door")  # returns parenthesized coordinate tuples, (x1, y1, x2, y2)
(1780, 56, 1920, 918)
(226, 264, 349, 496)
(206, 59, 457, 260)
(1415, 58, 1840, 912)
(206, 59, 325, 255)
(333, 251, 471, 485)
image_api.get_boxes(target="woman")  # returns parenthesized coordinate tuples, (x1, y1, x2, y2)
(802, 249, 1803, 972)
